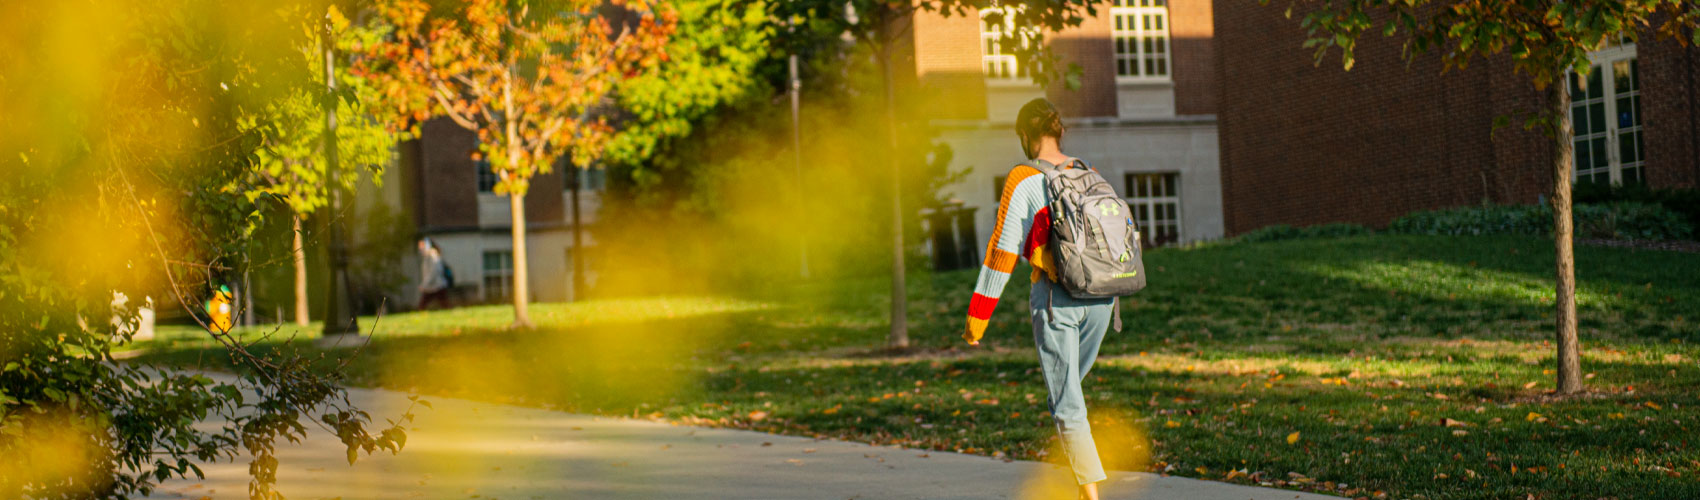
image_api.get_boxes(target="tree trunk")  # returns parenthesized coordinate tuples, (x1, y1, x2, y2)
(570, 167, 584, 302)
(500, 50, 533, 328)
(1550, 81, 1582, 394)
(293, 213, 309, 326)
(879, 39, 909, 349)
(509, 190, 533, 328)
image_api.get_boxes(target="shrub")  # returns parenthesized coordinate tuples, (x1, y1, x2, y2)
(1388, 203, 1693, 241)
(1386, 205, 1551, 236)
(1236, 223, 1374, 243)
(1575, 182, 1700, 233)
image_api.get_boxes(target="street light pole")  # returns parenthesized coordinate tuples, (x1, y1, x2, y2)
(321, 15, 359, 337)
(789, 53, 809, 279)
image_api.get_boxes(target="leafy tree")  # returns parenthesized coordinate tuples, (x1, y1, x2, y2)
(0, 1, 415, 498)
(242, 11, 401, 326)
(361, 0, 676, 327)
(1266, 0, 1700, 393)
(772, 0, 1102, 348)
(587, 0, 773, 298)
(603, 0, 774, 175)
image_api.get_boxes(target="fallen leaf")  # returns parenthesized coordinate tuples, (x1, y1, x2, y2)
(1287, 431, 1301, 445)
(748, 411, 769, 421)
(1523, 381, 1539, 389)
(1440, 418, 1468, 427)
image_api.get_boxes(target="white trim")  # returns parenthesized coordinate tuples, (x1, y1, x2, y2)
(1123, 171, 1182, 247)
(481, 249, 515, 302)
(1568, 43, 1643, 186)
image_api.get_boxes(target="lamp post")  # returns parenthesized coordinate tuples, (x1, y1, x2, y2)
(321, 15, 359, 337)
(789, 53, 809, 279)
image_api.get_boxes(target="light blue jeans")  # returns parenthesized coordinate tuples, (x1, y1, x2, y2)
(1029, 278, 1114, 485)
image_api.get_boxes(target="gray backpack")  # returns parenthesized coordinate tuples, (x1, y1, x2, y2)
(1030, 158, 1147, 330)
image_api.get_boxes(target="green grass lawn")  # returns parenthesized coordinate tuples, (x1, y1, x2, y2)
(132, 235, 1700, 500)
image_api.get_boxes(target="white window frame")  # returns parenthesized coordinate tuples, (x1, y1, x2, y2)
(482, 250, 514, 302)
(1567, 43, 1643, 186)
(980, 7, 1033, 83)
(1111, 0, 1172, 83)
(1124, 172, 1182, 247)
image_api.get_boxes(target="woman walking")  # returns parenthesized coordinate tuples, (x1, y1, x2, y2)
(964, 98, 1115, 500)
(416, 238, 452, 310)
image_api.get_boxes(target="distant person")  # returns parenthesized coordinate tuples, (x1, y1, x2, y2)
(964, 98, 1116, 500)
(417, 238, 452, 310)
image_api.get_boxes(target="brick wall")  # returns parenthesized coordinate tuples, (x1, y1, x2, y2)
(1169, 0, 1216, 115)
(528, 163, 565, 226)
(1045, 6, 1118, 118)
(909, 1, 1216, 120)
(1213, 1, 1556, 235)
(413, 118, 479, 230)
(1639, 35, 1700, 189)
(912, 9, 989, 120)
(408, 117, 566, 231)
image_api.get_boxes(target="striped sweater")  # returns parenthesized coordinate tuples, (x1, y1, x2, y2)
(964, 163, 1058, 343)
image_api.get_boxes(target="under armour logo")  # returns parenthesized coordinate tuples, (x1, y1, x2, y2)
(1097, 201, 1120, 217)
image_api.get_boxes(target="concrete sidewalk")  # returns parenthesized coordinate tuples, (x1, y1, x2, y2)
(144, 382, 1338, 500)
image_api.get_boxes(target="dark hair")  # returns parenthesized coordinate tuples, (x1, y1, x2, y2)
(1015, 98, 1064, 158)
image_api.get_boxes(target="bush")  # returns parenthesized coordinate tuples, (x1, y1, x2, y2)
(1236, 223, 1374, 243)
(1575, 182, 1700, 233)
(1575, 202, 1695, 240)
(1388, 202, 1694, 241)
(1386, 205, 1551, 236)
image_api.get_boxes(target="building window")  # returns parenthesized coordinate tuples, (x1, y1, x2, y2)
(1111, 0, 1170, 81)
(1569, 52, 1643, 186)
(482, 250, 513, 302)
(475, 146, 498, 193)
(568, 167, 607, 192)
(980, 7, 1030, 80)
(1124, 172, 1181, 247)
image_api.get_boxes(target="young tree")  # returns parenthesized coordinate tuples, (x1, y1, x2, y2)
(1267, 0, 1700, 393)
(0, 2, 414, 498)
(363, 0, 675, 327)
(243, 14, 399, 327)
(773, 0, 1100, 348)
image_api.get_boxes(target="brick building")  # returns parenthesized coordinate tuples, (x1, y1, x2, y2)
(1213, 3, 1700, 235)
(360, 117, 604, 308)
(907, 0, 1226, 249)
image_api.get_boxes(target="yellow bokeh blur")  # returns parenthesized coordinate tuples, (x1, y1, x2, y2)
(1018, 406, 1152, 500)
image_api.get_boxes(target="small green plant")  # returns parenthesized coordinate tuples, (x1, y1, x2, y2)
(1389, 203, 1693, 241)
